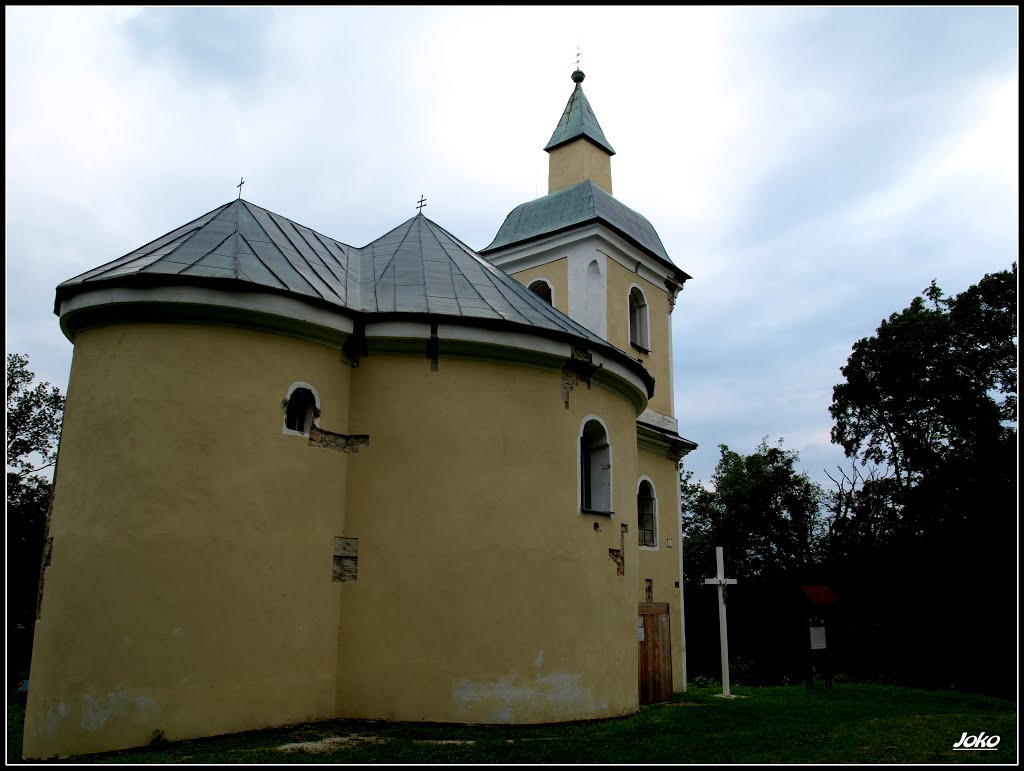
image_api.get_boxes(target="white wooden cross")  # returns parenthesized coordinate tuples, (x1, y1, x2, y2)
(704, 546, 738, 697)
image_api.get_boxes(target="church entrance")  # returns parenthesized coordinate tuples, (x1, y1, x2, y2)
(638, 603, 673, 704)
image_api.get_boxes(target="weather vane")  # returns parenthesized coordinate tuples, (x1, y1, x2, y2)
(237, 177, 245, 200)
(417, 195, 427, 212)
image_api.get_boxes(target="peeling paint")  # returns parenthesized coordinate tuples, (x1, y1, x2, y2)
(451, 672, 603, 722)
(80, 689, 132, 733)
(333, 537, 358, 582)
(308, 426, 370, 454)
(560, 347, 597, 409)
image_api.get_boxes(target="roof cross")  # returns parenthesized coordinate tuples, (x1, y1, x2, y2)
(416, 195, 427, 212)
(237, 177, 245, 200)
(575, 45, 583, 70)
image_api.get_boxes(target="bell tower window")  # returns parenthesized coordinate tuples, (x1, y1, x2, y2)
(629, 286, 650, 353)
(528, 279, 554, 305)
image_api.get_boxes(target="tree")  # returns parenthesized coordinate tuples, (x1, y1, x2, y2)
(6, 353, 65, 689)
(826, 265, 1017, 695)
(680, 438, 826, 586)
(829, 265, 1016, 547)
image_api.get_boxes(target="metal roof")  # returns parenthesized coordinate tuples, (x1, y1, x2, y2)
(55, 199, 625, 353)
(544, 73, 616, 155)
(479, 180, 691, 282)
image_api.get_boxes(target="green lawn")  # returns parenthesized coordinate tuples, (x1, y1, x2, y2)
(9, 682, 1017, 764)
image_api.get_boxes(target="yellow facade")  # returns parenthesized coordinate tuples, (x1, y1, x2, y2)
(548, 140, 614, 195)
(604, 260, 673, 416)
(635, 447, 686, 692)
(24, 320, 649, 758)
(506, 261, 570, 316)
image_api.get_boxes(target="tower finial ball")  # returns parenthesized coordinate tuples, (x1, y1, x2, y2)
(571, 69, 585, 84)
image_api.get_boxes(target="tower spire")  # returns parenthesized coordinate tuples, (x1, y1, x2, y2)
(544, 68, 615, 195)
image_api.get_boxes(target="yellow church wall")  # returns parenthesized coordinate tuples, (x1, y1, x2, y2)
(636, 447, 686, 693)
(335, 352, 641, 723)
(605, 260, 673, 415)
(23, 322, 353, 759)
(509, 261, 570, 315)
(548, 140, 613, 195)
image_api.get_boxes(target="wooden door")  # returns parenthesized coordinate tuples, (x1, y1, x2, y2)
(638, 602, 673, 704)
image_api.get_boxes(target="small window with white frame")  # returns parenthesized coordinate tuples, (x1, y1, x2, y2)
(637, 479, 657, 548)
(282, 382, 320, 436)
(580, 417, 612, 514)
(629, 286, 650, 353)
(528, 279, 554, 305)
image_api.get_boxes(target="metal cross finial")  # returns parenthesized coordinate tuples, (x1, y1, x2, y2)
(576, 45, 582, 70)
(237, 177, 245, 200)
(416, 195, 427, 212)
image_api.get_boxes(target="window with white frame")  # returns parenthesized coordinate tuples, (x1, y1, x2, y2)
(528, 279, 553, 305)
(637, 479, 657, 547)
(283, 384, 319, 435)
(629, 286, 649, 352)
(580, 418, 612, 513)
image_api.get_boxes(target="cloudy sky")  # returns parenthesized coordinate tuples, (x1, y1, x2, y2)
(5, 7, 1018, 490)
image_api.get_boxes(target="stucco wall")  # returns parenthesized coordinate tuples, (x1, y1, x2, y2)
(336, 353, 641, 723)
(548, 141, 613, 195)
(635, 447, 686, 693)
(509, 260, 570, 316)
(23, 322, 353, 758)
(605, 260, 673, 416)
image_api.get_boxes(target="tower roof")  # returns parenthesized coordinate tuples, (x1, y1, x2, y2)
(54, 199, 643, 365)
(543, 70, 616, 156)
(480, 180, 690, 283)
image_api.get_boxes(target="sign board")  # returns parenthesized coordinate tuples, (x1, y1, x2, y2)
(637, 616, 645, 642)
(810, 626, 827, 650)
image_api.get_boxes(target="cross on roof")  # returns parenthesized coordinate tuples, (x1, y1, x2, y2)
(237, 177, 245, 199)
(416, 195, 427, 212)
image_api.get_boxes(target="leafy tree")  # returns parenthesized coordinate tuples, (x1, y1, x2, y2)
(6, 353, 65, 689)
(829, 265, 1016, 497)
(828, 266, 1016, 549)
(825, 265, 1017, 695)
(681, 438, 826, 587)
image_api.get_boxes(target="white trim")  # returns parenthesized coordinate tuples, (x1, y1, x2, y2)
(282, 381, 321, 437)
(637, 409, 679, 434)
(485, 222, 684, 288)
(577, 414, 613, 515)
(435, 324, 570, 359)
(527, 277, 555, 305)
(58, 285, 356, 339)
(364, 321, 433, 339)
(569, 254, 608, 339)
(628, 283, 651, 352)
(637, 476, 659, 552)
(668, 305, 676, 416)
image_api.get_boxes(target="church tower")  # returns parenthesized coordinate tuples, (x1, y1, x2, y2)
(481, 68, 697, 698)
(481, 68, 692, 430)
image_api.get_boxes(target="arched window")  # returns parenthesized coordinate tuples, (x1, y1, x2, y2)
(580, 418, 612, 513)
(528, 279, 553, 305)
(629, 286, 649, 352)
(637, 479, 657, 548)
(283, 383, 320, 436)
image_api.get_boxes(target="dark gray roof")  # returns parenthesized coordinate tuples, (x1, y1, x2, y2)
(55, 199, 624, 352)
(480, 181, 691, 282)
(544, 81, 615, 155)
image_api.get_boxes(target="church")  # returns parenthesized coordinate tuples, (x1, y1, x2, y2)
(23, 69, 696, 759)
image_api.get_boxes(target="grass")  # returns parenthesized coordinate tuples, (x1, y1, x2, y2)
(8, 681, 1017, 764)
